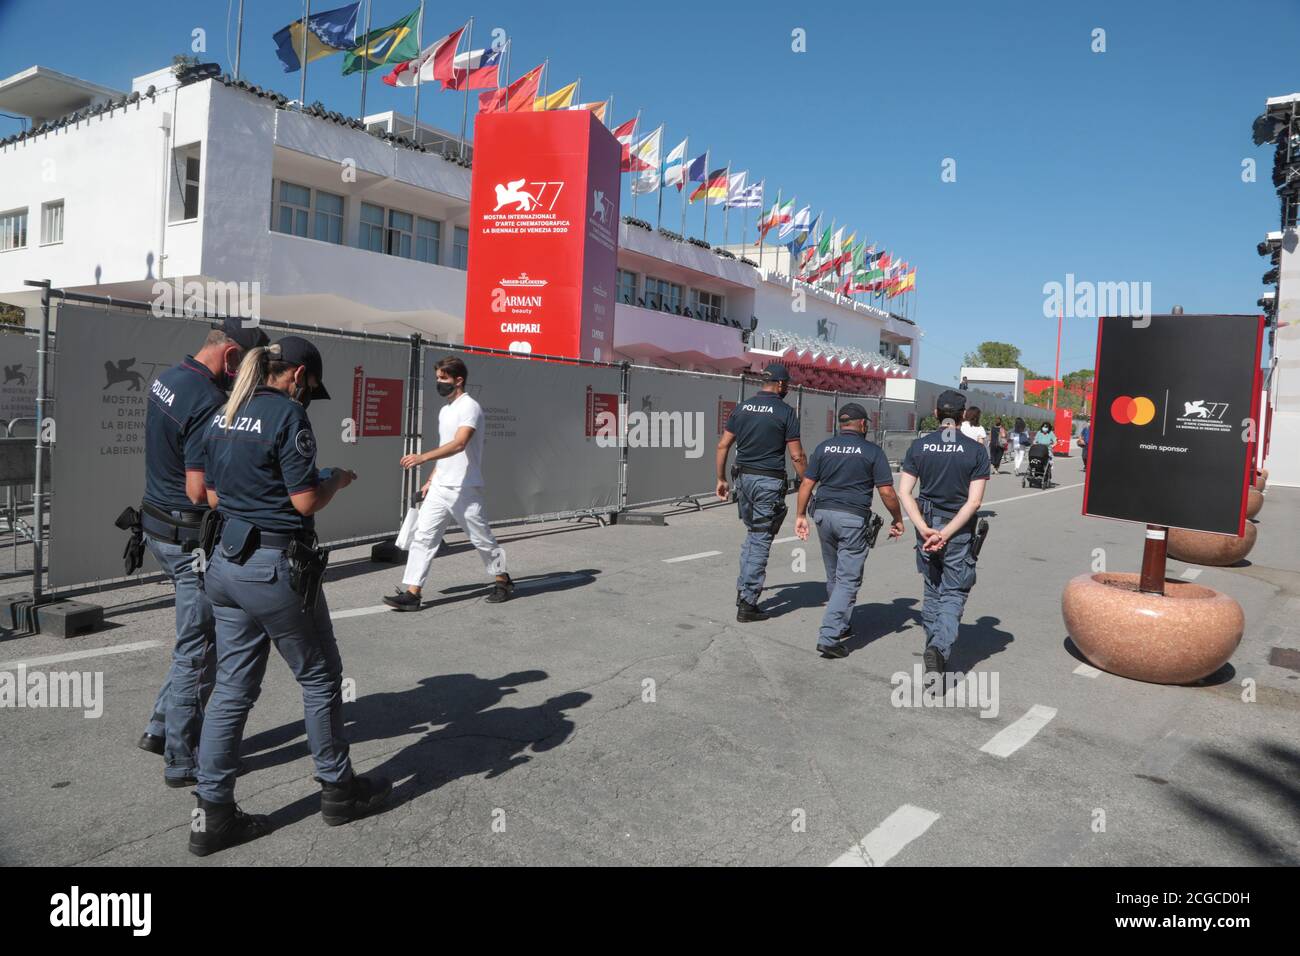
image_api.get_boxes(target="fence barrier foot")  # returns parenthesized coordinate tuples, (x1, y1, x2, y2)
(610, 512, 667, 527)
(671, 496, 703, 512)
(370, 540, 407, 564)
(27, 599, 104, 638)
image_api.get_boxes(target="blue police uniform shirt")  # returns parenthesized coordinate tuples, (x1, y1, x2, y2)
(806, 431, 893, 517)
(203, 386, 320, 533)
(902, 426, 991, 514)
(143, 356, 226, 513)
(725, 391, 800, 473)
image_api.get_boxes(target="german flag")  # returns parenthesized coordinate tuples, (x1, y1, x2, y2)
(689, 168, 728, 204)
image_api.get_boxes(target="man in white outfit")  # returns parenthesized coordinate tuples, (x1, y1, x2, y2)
(383, 356, 514, 609)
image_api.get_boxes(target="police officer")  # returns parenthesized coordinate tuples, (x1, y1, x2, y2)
(896, 390, 990, 679)
(136, 317, 267, 788)
(794, 403, 904, 658)
(190, 336, 390, 856)
(716, 362, 805, 623)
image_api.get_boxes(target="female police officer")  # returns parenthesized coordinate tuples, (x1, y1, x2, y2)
(188, 336, 390, 856)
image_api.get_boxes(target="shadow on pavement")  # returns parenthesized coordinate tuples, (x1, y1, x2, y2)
(843, 597, 921, 654)
(245, 670, 591, 832)
(945, 615, 1014, 671)
(759, 580, 829, 617)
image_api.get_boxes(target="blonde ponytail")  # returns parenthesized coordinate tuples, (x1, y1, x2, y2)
(223, 344, 278, 428)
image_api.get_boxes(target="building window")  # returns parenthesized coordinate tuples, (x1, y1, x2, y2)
(169, 144, 201, 222)
(314, 190, 344, 244)
(40, 201, 64, 245)
(0, 208, 27, 252)
(617, 269, 638, 304)
(692, 289, 724, 322)
(646, 277, 682, 312)
(452, 226, 469, 269)
(386, 210, 414, 258)
(274, 181, 311, 237)
(359, 203, 385, 252)
(415, 217, 441, 264)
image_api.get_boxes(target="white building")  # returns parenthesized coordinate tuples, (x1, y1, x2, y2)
(959, 366, 1024, 402)
(0, 61, 920, 388)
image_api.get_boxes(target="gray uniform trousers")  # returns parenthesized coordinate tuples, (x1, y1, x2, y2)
(143, 535, 216, 781)
(196, 545, 353, 803)
(915, 504, 976, 658)
(735, 473, 787, 605)
(812, 508, 870, 647)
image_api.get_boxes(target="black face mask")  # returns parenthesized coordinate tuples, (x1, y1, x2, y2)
(436, 381, 456, 397)
(293, 374, 313, 410)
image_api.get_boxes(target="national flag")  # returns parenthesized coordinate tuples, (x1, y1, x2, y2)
(630, 126, 663, 194)
(274, 3, 360, 73)
(613, 118, 644, 172)
(382, 25, 463, 88)
(662, 140, 688, 190)
(759, 198, 793, 237)
(567, 102, 608, 122)
(690, 168, 729, 204)
(778, 205, 811, 247)
(723, 171, 747, 206)
(342, 8, 422, 75)
(478, 64, 544, 113)
(816, 224, 832, 257)
(445, 45, 503, 90)
(726, 179, 764, 209)
(535, 80, 579, 110)
(685, 152, 709, 184)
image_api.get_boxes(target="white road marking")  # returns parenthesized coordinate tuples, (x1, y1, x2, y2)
(662, 550, 723, 564)
(979, 704, 1058, 757)
(0, 640, 163, 670)
(829, 804, 941, 867)
(330, 605, 394, 620)
(1179, 568, 1202, 580)
(982, 482, 1084, 508)
(1073, 663, 1101, 678)
(774, 536, 800, 545)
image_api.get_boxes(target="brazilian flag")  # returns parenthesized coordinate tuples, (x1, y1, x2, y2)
(342, 8, 422, 75)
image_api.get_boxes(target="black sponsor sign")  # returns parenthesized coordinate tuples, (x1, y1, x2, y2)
(1083, 314, 1264, 535)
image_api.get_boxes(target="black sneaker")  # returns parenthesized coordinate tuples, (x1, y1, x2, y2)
(319, 774, 393, 826)
(137, 732, 165, 756)
(382, 588, 422, 611)
(484, 575, 514, 604)
(188, 798, 273, 857)
(923, 646, 946, 679)
(819, 642, 848, 659)
(736, 600, 770, 623)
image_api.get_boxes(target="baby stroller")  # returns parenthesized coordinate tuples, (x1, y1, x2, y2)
(1023, 444, 1053, 489)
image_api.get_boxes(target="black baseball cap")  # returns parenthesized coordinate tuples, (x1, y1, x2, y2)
(838, 402, 868, 422)
(762, 362, 791, 382)
(937, 389, 967, 413)
(218, 316, 269, 351)
(275, 335, 331, 400)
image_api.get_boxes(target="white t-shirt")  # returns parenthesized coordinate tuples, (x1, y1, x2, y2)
(435, 393, 485, 488)
(960, 421, 988, 446)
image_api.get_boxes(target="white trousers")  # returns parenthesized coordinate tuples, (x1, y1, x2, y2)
(402, 484, 507, 588)
(1013, 448, 1026, 472)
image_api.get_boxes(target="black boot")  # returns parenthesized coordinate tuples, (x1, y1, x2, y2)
(188, 797, 273, 857)
(319, 774, 393, 827)
(137, 732, 165, 755)
(736, 600, 770, 623)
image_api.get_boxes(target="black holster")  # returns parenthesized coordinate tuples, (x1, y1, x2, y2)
(971, 518, 991, 562)
(198, 510, 223, 569)
(287, 538, 330, 613)
(114, 506, 145, 575)
(769, 496, 788, 537)
(866, 511, 884, 548)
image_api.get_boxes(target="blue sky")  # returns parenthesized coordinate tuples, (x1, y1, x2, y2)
(1, 0, 1294, 383)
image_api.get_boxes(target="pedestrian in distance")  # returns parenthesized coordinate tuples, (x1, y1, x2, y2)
(794, 403, 904, 659)
(716, 362, 806, 623)
(384, 355, 513, 611)
(1010, 417, 1031, 474)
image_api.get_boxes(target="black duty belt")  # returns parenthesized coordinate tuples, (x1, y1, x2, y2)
(141, 501, 206, 545)
(735, 465, 787, 480)
(251, 528, 317, 551)
(918, 498, 960, 522)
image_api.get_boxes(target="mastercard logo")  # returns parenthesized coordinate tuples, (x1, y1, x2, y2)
(1110, 395, 1156, 425)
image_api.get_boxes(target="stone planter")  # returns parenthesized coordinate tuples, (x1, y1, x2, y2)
(1246, 488, 1264, 519)
(1061, 573, 1243, 685)
(1167, 523, 1256, 567)
(1253, 469, 1267, 492)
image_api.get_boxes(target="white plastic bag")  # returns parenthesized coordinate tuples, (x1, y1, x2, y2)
(395, 506, 420, 551)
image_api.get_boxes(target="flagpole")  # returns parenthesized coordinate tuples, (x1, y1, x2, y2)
(722, 163, 732, 251)
(575, 76, 581, 106)
(656, 127, 666, 232)
(503, 38, 511, 85)
(606, 93, 613, 128)
(458, 17, 474, 159)
(679, 137, 688, 238)
(701, 150, 710, 244)
(234, 0, 245, 80)
(759, 187, 775, 272)
(629, 109, 641, 220)
(298, 0, 311, 109)
(540, 57, 549, 103)
(358, 0, 374, 120)
(411, 0, 426, 144)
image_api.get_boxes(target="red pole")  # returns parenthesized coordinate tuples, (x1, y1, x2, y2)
(1139, 525, 1168, 595)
